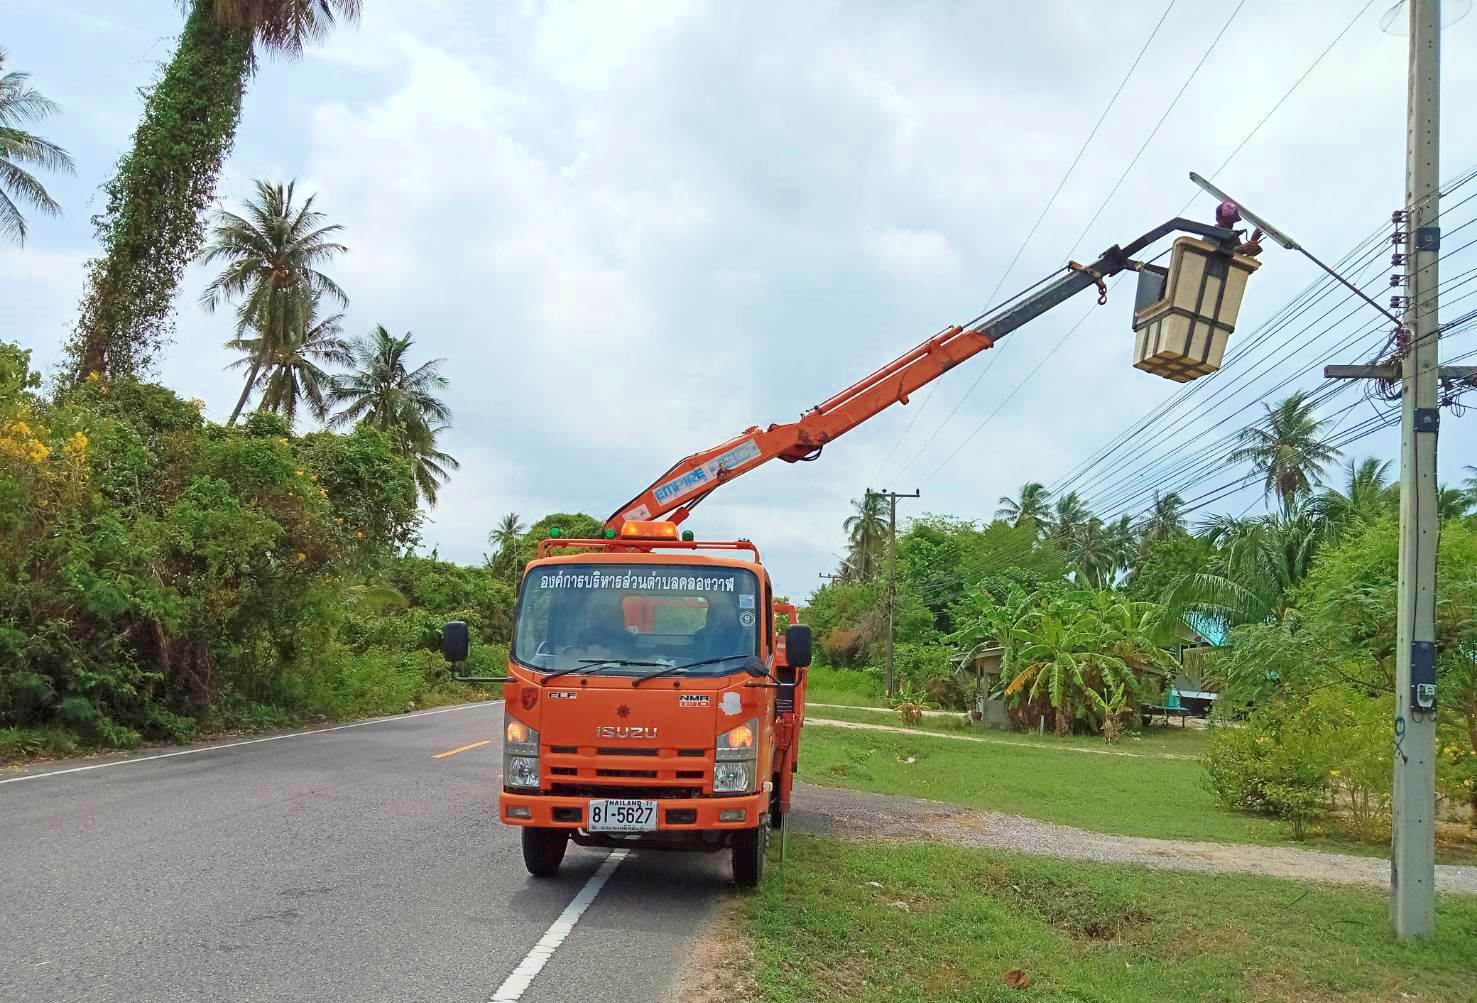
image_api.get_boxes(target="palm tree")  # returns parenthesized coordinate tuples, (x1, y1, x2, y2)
(1174, 506, 1332, 627)
(843, 493, 888, 580)
(1313, 456, 1395, 529)
(71, 0, 362, 379)
(996, 482, 1052, 532)
(1106, 514, 1138, 581)
(0, 48, 75, 245)
(199, 180, 348, 424)
(1050, 491, 1091, 543)
(488, 512, 525, 577)
(1464, 465, 1477, 504)
(399, 421, 460, 505)
(1227, 391, 1341, 514)
(1141, 490, 1185, 544)
(227, 292, 350, 426)
(330, 326, 457, 504)
(1437, 485, 1473, 521)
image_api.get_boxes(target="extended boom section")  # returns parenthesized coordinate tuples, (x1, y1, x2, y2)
(606, 217, 1239, 530)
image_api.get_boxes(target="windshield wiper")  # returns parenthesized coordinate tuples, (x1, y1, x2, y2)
(631, 654, 750, 688)
(540, 658, 665, 686)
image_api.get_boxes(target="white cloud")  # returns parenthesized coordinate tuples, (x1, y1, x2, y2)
(10, 0, 1477, 594)
(863, 226, 961, 285)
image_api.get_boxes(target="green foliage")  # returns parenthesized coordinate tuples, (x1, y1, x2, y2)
(952, 583, 1173, 739)
(0, 47, 77, 245)
(1124, 532, 1211, 605)
(328, 326, 458, 504)
(69, 2, 252, 378)
(0, 344, 502, 759)
(1202, 688, 1391, 840)
(747, 837, 1477, 1003)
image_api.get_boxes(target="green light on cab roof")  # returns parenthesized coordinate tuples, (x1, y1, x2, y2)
(681, 530, 695, 542)
(604, 528, 617, 539)
(548, 527, 562, 538)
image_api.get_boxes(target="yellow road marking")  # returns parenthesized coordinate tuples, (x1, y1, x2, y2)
(432, 739, 493, 759)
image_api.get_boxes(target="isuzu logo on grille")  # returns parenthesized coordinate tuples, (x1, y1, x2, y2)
(595, 725, 658, 740)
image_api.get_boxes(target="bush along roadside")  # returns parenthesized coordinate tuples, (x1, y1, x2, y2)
(0, 344, 509, 762)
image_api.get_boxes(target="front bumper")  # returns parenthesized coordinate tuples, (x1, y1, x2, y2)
(499, 790, 766, 830)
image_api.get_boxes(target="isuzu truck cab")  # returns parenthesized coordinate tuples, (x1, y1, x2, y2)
(443, 519, 810, 887)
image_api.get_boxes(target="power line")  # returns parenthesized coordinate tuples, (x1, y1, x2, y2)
(884, 3, 1248, 487)
(867, 2, 1178, 488)
(1065, 0, 1245, 256)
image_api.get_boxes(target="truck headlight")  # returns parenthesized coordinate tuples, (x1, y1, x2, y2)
(714, 718, 757, 792)
(713, 761, 753, 793)
(504, 714, 540, 788)
(506, 756, 540, 788)
(716, 718, 758, 762)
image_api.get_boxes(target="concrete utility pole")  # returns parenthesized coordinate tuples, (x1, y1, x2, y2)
(870, 489, 919, 698)
(1391, 0, 1442, 941)
(1321, 0, 1461, 940)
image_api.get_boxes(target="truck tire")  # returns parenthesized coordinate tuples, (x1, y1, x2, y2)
(731, 825, 766, 888)
(522, 827, 569, 878)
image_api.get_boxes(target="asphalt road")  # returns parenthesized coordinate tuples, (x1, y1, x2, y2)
(0, 702, 733, 1003)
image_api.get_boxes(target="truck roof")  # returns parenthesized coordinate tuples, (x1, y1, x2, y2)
(529, 549, 764, 573)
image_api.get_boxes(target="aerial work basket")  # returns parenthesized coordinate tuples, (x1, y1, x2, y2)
(1132, 237, 1260, 383)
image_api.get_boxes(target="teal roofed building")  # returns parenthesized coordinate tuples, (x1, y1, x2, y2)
(1169, 613, 1228, 716)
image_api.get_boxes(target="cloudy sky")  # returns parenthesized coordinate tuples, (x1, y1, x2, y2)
(6, 1, 1477, 594)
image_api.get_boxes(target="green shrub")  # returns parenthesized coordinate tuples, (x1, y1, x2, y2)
(1202, 687, 1394, 840)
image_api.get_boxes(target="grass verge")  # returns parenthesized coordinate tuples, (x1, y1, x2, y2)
(743, 837, 1477, 1003)
(806, 703, 1211, 758)
(805, 665, 888, 707)
(799, 723, 1477, 863)
(800, 722, 1274, 844)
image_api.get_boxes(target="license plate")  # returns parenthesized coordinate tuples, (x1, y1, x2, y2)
(588, 799, 658, 832)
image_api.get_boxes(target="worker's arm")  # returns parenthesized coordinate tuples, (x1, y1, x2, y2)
(605, 217, 1236, 530)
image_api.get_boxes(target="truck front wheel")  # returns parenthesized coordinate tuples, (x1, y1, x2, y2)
(521, 827, 569, 878)
(731, 825, 766, 888)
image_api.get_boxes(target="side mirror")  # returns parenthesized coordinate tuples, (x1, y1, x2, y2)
(784, 624, 813, 669)
(441, 620, 470, 664)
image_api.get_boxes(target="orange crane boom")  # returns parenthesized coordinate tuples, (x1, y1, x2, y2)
(605, 216, 1239, 531)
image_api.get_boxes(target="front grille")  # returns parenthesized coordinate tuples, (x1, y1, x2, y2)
(552, 783, 709, 800)
(596, 769, 658, 779)
(550, 745, 578, 754)
(551, 767, 578, 776)
(677, 749, 706, 757)
(596, 747, 659, 757)
(676, 771, 704, 780)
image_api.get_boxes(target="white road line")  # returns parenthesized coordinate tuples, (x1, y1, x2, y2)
(0, 701, 504, 786)
(490, 850, 628, 1002)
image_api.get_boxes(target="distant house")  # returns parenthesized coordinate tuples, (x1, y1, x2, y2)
(1170, 612, 1227, 716)
(949, 646, 1010, 730)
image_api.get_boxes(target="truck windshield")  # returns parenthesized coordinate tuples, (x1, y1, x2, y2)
(512, 563, 762, 676)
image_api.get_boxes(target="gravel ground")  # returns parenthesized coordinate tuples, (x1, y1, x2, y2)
(790, 782, 1477, 895)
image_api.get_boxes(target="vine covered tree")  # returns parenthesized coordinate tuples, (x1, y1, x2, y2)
(0, 48, 75, 245)
(67, 0, 361, 380)
(200, 180, 348, 424)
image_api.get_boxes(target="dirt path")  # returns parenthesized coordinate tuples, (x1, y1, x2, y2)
(807, 717, 1197, 760)
(791, 782, 1477, 895)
